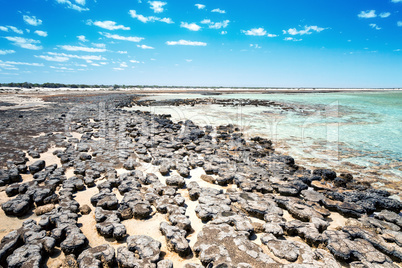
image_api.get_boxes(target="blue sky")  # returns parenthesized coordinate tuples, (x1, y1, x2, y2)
(0, 0, 401, 87)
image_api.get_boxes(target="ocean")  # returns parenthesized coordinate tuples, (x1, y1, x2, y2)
(131, 91, 402, 194)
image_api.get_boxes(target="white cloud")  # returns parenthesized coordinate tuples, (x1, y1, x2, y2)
(75, 0, 85, 5)
(129, 10, 173, 24)
(180, 22, 201, 31)
(35, 55, 69, 62)
(48, 52, 106, 62)
(137, 44, 154, 49)
(358, 10, 377, 18)
(3, 61, 44, 67)
(56, 0, 89, 12)
(160, 18, 173, 24)
(77, 35, 88, 42)
(113, 67, 124, 71)
(166, 40, 207, 46)
(4, 36, 42, 50)
(100, 32, 144, 42)
(23, 15, 42, 26)
(0, 26, 24, 34)
(130, 60, 140, 63)
(284, 37, 302, 41)
(120, 62, 128, 68)
(221, 31, 227, 35)
(241, 28, 267, 36)
(379, 12, 391, 18)
(397, 21, 402, 27)
(9, 26, 24, 34)
(60, 45, 106, 52)
(149, 1, 166, 13)
(285, 25, 325, 35)
(195, 4, 205, 9)
(391, 0, 402, 2)
(0, 50, 15, 55)
(201, 19, 229, 29)
(185, 59, 192, 62)
(369, 23, 381, 30)
(267, 33, 278, 37)
(34, 30, 48, 37)
(88, 20, 130, 30)
(117, 51, 127, 54)
(211, 8, 226, 14)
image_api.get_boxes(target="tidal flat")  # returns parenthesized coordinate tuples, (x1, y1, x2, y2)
(0, 90, 401, 267)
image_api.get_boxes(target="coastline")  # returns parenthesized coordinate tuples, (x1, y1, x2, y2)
(0, 90, 401, 267)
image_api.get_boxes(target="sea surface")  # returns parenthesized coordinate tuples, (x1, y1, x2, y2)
(131, 91, 402, 193)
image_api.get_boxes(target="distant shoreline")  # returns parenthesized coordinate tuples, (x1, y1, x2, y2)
(0, 87, 401, 95)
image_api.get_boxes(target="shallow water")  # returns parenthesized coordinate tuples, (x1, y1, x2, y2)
(132, 91, 402, 191)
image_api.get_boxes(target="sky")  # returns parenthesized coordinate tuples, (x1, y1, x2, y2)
(0, 0, 402, 88)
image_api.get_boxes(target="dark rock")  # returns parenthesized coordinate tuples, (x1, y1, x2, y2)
(2, 194, 31, 217)
(127, 235, 161, 263)
(160, 222, 190, 257)
(77, 244, 115, 268)
(29, 160, 46, 174)
(165, 175, 185, 188)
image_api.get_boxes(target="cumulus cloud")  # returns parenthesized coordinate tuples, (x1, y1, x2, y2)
(35, 55, 69, 62)
(369, 24, 381, 30)
(180, 22, 201, 31)
(75, 0, 85, 5)
(379, 12, 391, 18)
(221, 31, 227, 35)
(34, 30, 48, 37)
(100, 32, 144, 42)
(0, 50, 15, 55)
(267, 33, 278, 37)
(285, 25, 325, 35)
(391, 0, 402, 2)
(60, 45, 106, 52)
(137, 44, 154, 49)
(4, 36, 42, 50)
(211, 8, 225, 14)
(358, 10, 377, 18)
(129, 10, 173, 24)
(166, 40, 207, 46)
(77, 35, 88, 42)
(398, 21, 402, 26)
(241, 28, 267, 36)
(87, 20, 130, 30)
(56, 0, 89, 12)
(195, 4, 205, 9)
(23, 15, 42, 26)
(201, 19, 229, 29)
(149, 1, 166, 13)
(117, 51, 127, 54)
(0, 26, 24, 34)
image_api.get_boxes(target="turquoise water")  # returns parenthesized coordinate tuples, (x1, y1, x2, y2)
(135, 91, 402, 183)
